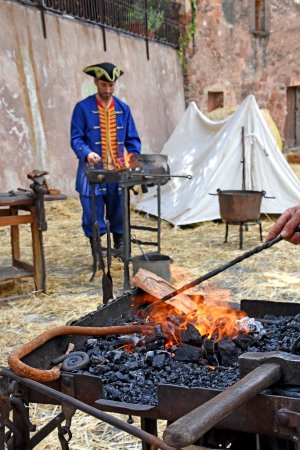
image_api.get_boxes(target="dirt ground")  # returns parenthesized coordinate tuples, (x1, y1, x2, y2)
(0, 165, 300, 449)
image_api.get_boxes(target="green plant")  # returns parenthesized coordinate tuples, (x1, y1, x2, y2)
(178, 0, 197, 68)
(128, 8, 144, 22)
(128, 5, 165, 33)
(147, 8, 164, 32)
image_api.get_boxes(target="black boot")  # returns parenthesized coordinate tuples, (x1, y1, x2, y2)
(113, 233, 123, 251)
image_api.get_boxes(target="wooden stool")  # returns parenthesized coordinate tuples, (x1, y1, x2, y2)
(224, 221, 263, 250)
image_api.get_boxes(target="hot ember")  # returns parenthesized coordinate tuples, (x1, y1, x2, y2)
(137, 294, 249, 348)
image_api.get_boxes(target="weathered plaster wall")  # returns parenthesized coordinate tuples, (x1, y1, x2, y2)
(0, 1, 185, 195)
(184, 0, 300, 143)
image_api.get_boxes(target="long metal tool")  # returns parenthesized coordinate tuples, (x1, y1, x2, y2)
(90, 183, 98, 282)
(128, 173, 192, 179)
(105, 220, 113, 295)
(95, 222, 113, 305)
(161, 226, 300, 302)
(89, 186, 113, 303)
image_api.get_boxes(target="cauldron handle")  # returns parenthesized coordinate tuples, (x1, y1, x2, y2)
(208, 188, 221, 196)
(262, 190, 276, 199)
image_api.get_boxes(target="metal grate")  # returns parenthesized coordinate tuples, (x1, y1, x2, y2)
(14, 0, 181, 47)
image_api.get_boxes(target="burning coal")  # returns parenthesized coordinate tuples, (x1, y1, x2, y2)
(61, 293, 300, 406)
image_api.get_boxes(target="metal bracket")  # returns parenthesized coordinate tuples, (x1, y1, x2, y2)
(27, 170, 49, 232)
(0, 375, 10, 450)
(58, 374, 77, 449)
(3, 383, 36, 450)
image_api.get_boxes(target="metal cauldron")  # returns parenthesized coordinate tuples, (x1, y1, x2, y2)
(216, 189, 266, 223)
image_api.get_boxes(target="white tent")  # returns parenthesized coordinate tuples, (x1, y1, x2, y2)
(135, 95, 300, 226)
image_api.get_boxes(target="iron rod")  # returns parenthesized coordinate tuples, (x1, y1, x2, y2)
(123, 185, 131, 290)
(0, 369, 175, 450)
(242, 126, 246, 190)
(131, 239, 158, 246)
(39, 0, 47, 38)
(157, 183, 161, 253)
(30, 413, 65, 448)
(161, 234, 285, 301)
(131, 225, 158, 232)
(128, 173, 191, 179)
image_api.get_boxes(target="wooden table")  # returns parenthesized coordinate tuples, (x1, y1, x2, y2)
(0, 192, 66, 295)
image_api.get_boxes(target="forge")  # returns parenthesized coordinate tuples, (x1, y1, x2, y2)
(85, 153, 192, 292)
(1, 288, 300, 450)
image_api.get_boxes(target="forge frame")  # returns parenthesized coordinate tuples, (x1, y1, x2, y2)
(0, 288, 300, 450)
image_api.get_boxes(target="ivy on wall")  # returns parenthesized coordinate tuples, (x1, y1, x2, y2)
(178, 0, 197, 68)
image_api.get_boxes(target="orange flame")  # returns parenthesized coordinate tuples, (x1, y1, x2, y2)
(131, 278, 248, 349)
(113, 153, 140, 170)
(186, 301, 247, 342)
(167, 264, 247, 342)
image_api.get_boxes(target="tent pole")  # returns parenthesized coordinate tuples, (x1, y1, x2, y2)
(242, 126, 246, 190)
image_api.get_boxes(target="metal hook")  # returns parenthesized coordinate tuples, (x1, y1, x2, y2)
(58, 423, 72, 449)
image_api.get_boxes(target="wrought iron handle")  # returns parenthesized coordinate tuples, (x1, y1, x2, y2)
(161, 225, 300, 301)
(129, 173, 192, 179)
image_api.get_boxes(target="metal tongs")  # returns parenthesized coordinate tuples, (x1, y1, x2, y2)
(90, 185, 113, 304)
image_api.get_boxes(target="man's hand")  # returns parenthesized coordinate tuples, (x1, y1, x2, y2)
(266, 204, 300, 244)
(87, 152, 101, 165)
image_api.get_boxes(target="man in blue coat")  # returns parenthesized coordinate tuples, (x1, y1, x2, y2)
(70, 62, 141, 254)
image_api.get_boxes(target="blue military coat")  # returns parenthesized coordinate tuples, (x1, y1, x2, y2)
(70, 94, 141, 196)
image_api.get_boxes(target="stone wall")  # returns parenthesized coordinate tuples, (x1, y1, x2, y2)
(183, 0, 300, 145)
(0, 1, 185, 195)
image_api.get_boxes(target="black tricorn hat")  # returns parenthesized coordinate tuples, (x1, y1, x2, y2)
(83, 62, 124, 81)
